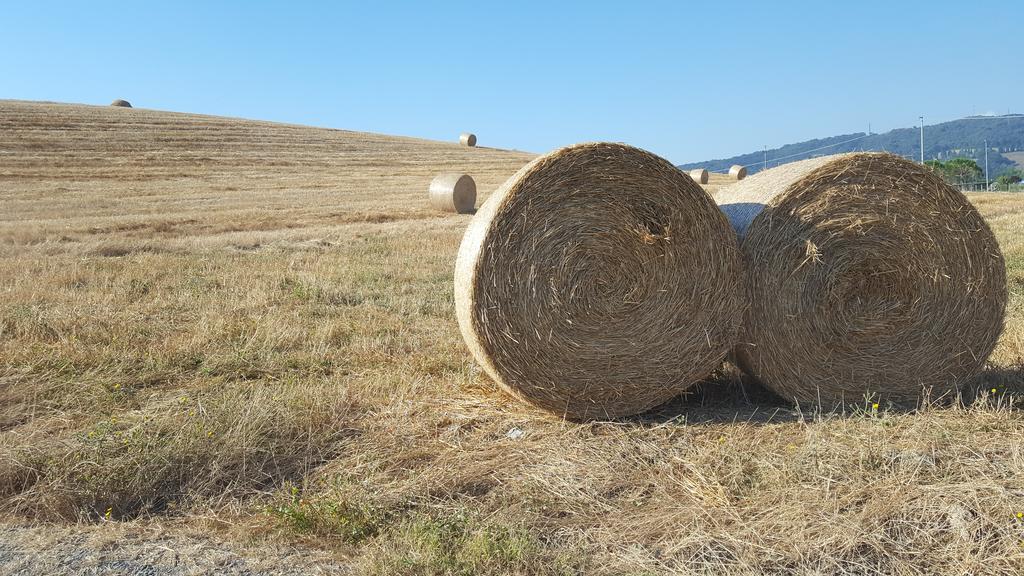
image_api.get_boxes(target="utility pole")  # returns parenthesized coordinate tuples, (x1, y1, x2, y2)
(984, 139, 989, 191)
(763, 146, 767, 171)
(919, 116, 925, 164)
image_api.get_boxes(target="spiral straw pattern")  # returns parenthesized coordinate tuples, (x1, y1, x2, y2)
(455, 142, 744, 419)
(716, 153, 1007, 404)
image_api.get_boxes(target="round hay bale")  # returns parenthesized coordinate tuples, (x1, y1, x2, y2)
(689, 168, 709, 185)
(454, 142, 745, 420)
(716, 152, 1007, 405)
(728, 165, 747, 180)
(429, 173, 476, 214)
(110, 99, 132, 108)
(460, 133, 477, 147)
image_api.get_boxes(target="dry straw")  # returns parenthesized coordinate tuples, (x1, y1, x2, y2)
(460, 133, 477, 147)
(689, 168, 709, 184)
(728, 165, 747, 180)
(429, 173, 476, 214)
(715, 153, 1007, 404)
(110, 99, 132, 108)
(454, 142, 745, 420)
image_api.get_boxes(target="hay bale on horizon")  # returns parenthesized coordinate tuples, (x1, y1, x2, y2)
(429, 173, 476, 214)
(715, 152, 1007, 405)
(110, 99, 132, 108)
(460, 133, 477, 147)
(454, 142, 744, 420)
(689, 168, 709, 184)
(728, 165, 747, 180)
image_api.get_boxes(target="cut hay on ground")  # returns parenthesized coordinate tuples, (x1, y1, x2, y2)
(454, 142, 745, 420)
(110, 99, 132, 108)
(715, 153, 1007, 404)
(428, 173, 476, 214)
(728, 165, 747, 180)
(689, 168, 709, 184)
(460, 133, 477, 147)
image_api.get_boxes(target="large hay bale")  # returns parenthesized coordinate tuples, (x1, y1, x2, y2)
(429, 173, 476, 214)
(460, 133, 477, 147)
(728, 165, 747, 180)
(689, 168, 709, 184)
(454, 142, 745, 420)
(110, 99, 132, 108)
(716, 153, 1007, 404)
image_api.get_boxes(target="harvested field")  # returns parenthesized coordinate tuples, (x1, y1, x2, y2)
(1, 100, 1023, 575)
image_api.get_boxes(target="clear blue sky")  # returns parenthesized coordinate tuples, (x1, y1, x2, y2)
(1, 1, 1020, 163)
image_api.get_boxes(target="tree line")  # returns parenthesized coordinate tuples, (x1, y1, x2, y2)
(925, 158, 1023, 190)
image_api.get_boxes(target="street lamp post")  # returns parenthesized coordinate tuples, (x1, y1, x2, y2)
(919, 116, 925, 164)
(984, 139, 989, 191)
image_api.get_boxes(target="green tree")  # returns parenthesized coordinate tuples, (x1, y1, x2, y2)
(925, 158, 983, 187)
(994, 168, 1023, 191)
(944, 158, 983, 186)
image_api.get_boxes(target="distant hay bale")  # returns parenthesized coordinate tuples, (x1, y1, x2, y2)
(110, 99, 132, 108)
(460, 133, 477, 147)
(454, 142, 745, 420)
(716, 153, 1007, 405)
(728, 165, 747, 180)
(429, 173, 476, 214)
(689, 168, 709, 184)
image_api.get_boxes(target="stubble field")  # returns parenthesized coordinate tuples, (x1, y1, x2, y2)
(1, 100, 1023, 575)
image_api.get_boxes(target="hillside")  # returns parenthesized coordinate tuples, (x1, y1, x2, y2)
(0, 100, 535, 245)
(1, 101, 1023, 574)
(680, 115, 1024, 177)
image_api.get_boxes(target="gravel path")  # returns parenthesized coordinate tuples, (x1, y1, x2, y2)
(0, 523, 349, 575)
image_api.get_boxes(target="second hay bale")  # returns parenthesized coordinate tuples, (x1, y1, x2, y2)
(429, 173, 476, 214)
(715, 153, 1007, 404)
(454, 142, 745, 420)
(460, 133, 477, 147)
(728, 165, 747, 180)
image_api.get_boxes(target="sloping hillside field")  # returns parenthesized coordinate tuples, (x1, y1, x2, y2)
(1, 101, 1023, 574)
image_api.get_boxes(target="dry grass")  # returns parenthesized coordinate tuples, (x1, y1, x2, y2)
(1, 100, 1023, 574)
(1004, 151, 1024, 170)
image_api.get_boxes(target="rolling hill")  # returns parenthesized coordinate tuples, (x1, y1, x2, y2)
(679, 114, 1024, 178)
(0, 99, 534, 244)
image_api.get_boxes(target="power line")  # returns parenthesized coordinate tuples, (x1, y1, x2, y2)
(766, 133, 875, 163)
(710, 132, 874, 173)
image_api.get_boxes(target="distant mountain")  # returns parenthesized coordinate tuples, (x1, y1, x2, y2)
(679, 115, 1024, 178)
